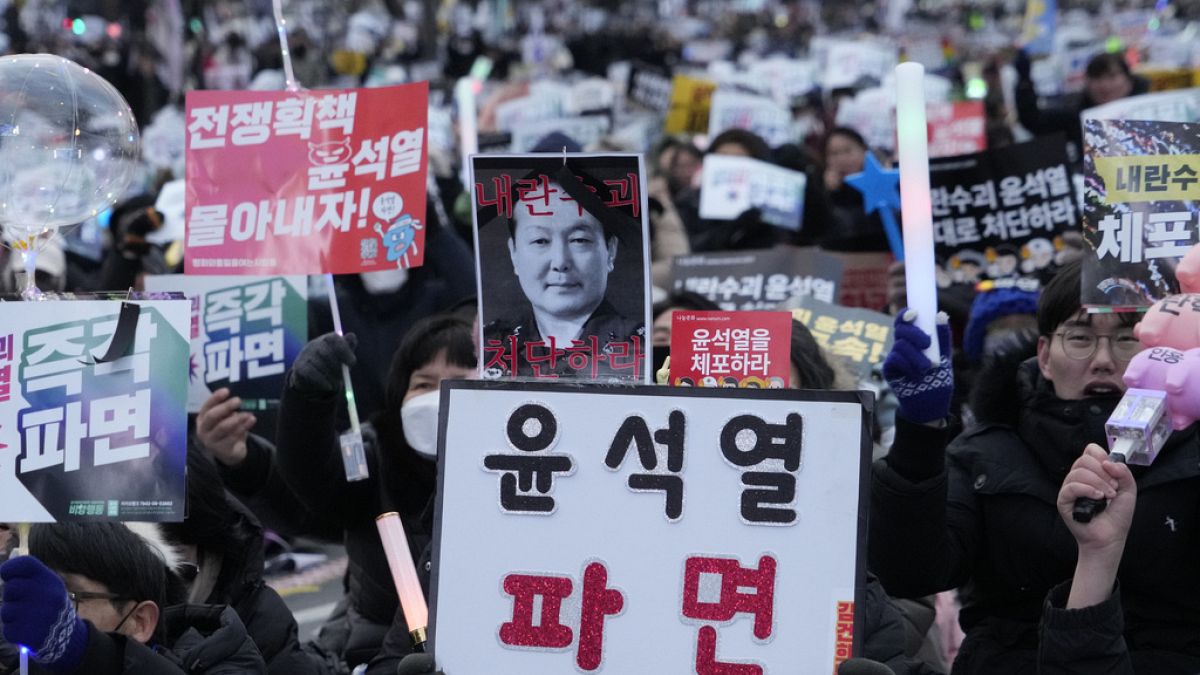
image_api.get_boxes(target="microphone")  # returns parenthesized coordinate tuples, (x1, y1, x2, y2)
(1073, 388, 1169, 523)
(838, 658, 897, 675)
(396, 653, 438, 675)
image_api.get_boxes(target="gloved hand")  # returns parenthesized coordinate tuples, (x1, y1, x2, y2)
(288, 332, 357, 396)
(1, 556, 89, 672)
(396, 652, 443, 675)
(1014, 48, 1032, 81)
(883, 309, 954, 424)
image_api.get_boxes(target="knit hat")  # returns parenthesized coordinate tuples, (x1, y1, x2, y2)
(964, 285, 1040, 364)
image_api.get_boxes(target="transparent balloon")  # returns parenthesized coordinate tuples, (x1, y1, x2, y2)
(0, 54, 140, 297)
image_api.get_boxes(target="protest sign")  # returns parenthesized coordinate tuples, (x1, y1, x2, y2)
(927, 101, 987, 159)
(143, 275, 307, 413)
(495, 93, 564, 133)
(672, 247, 843, 311)
(1021, 0, 1057, 57)
(1081, 119, 1200, 309)
(824, 250, 894, 311)
(664, 75, 717, 135)
(1082, 87, 1200, 125)
(698, 155, 807, 231)
(707, 91, 794, 147)
(815, 38, 898, 90)
(787, 297, 894, 379)
(430, 381, 871, 674)
(472, 154, 651, 382)
(185, 83, 429, 275)
(838, 96, 982, 157)
(510, 115, 611, 153)
(0, 295, 190, 522)
(668, 311, 793, 387)
(745, 57, 817, 105)
(566, 78, 617, 115)
(928, 136, 1077, 282)
(627, 62, 673, 113)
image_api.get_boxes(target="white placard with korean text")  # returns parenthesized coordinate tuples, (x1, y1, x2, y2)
(143, 275, 308, 413)
(431, 382, 871, 674)
(0, 296, 190, 522)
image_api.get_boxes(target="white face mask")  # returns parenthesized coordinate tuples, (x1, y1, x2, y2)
(361, 267, 409, 295)
(401, 391, 440, 459)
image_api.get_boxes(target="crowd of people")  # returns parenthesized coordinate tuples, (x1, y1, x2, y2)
(1, 0, 1198, 673)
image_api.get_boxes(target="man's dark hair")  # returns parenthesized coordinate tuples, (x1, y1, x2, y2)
(384, 313, 476, 416)
(1037, 259, 1136, 336)
(789, 319, 837, 390)
(1086, 53, 1132, 80)
(825, 126, 869, 152)
(708, 128, 773, 161)
(30, 522, 168, 611)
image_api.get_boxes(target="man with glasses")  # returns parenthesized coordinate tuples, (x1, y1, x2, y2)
(869, 260, 1200, 673)
(1, 522, 266, 673)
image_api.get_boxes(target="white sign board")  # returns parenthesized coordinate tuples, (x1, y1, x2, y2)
(699, 154, 807, 231)
(707, 90, 795, 148)
(511, 115, 612, 153)
(431, 382, 870, 674)
(1082, 87, 1200, 125)
(143, 275, 308, 413)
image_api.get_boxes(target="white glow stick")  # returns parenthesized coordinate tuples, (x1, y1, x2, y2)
(375, 512, 429, 645)
(895, 62, 941, 363)
(456, 78, 478, 189)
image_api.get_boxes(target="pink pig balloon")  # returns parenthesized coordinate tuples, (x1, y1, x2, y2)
(1177, 242, 1200, 294)
(1124, 347, 1200, 430)
(1134, 294, 1200, 352)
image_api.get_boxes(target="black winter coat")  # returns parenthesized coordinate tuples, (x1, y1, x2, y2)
(0, 627, 185, 675)
(276, 384, 435, 667)
(870, 357, 1200, 674)
(192, 492, 336, 675)
(1038, 581, 1133, 675)
(160, 605, 267, 674)
(1014, 76, 1150, 155)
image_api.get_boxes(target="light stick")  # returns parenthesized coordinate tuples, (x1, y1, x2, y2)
(456, 78, 478, 189)
(375, 512, 429, 647)
(895, 62, 940, 363)
(19, 646, 28, 675)
(270, 0, 365, 480)
(16, 524, 31, 675)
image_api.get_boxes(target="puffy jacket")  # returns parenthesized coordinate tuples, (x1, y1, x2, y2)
(871, 356, 1200, 673)
(161, 605, 266, 674)
(1038, 580, 1133, 675)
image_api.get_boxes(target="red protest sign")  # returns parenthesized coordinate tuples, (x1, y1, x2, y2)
(184, 83, 429, 275)
(928, 100, 986, 159)
(669, 310, 792, 387)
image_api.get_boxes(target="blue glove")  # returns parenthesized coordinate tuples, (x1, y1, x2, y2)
(1, 556, 89, 673)
(883, 309, 954, 424)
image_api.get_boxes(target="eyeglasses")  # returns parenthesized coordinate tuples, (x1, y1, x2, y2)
(67, 590, 128, 611)
(1054, 328, 1141, 361)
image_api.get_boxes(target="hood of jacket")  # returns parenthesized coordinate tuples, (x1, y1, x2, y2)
(969, 355, 1121, 480)
(162, 604, 266, 674)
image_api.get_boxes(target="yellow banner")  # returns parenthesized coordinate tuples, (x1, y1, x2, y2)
(664, 75, 716, 135)
(1094, 154, 1200, 203)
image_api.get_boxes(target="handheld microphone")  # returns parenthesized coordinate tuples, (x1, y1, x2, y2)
(1073, 388, 1169, 523)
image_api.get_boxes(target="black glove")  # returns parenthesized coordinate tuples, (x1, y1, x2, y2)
(289, 332, 357, 396)
(396, 653, 442, 675)
(1014, 48, 1032, 81)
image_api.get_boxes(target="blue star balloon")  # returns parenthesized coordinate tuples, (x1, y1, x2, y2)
(845, 151, 905, 261)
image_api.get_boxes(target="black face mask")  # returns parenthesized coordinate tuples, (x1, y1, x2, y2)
(1020, 379, 1122, 481)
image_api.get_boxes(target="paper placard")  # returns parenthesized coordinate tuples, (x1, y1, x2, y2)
(185, 84, 430, 275)
(0, 295, 190, 522)
(698, 155, 807, 231)
(143, 275, 308, 413)
(430, 382, 871, 675)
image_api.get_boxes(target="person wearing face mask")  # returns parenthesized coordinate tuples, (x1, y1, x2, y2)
(310, 195, 476, 422)
(274, 314, 476, 670)
(868, 260, 1200, 674)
